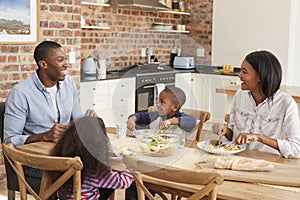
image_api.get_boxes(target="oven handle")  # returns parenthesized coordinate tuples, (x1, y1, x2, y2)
(143, 83, 174, 89)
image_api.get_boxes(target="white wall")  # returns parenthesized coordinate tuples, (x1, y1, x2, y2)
(212, 0, 299, 85)
(286, 0, 300, 86)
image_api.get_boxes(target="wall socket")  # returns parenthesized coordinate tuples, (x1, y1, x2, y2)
(141, 48, 146, 57)
(197, 48, 205, 57)
(69, 51, 76, 64)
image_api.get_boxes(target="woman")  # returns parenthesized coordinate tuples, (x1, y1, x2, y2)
(214, 50, 300, 158)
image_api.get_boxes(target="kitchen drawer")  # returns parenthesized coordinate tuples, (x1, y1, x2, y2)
(93, 98, 110, 111)
(110, 92, 135, 108)
(110, 107, 135, 124)
(95, 110, 115, 127)
(95, 80, 109, 96)
(108, 78, 135, 95)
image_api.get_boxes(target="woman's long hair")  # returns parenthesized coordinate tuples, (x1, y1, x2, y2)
(50, 116, 110, 194)
(245, 50, 282, 100)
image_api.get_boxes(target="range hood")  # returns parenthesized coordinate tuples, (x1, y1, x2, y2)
(109, 0, 171, 10)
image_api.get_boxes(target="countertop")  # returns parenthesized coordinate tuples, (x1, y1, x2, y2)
(80, 65, 240, 82)
(216, 85, 300, 103)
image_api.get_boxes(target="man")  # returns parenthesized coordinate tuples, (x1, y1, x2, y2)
(4, 40, 96, 146)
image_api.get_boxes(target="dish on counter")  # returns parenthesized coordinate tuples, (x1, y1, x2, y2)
(197, 140, 246, 155)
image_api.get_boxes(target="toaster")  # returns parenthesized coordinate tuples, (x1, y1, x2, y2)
(173, 56, 195, 69)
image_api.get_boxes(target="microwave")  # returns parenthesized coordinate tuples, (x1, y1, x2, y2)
(173, 56, 195, 69)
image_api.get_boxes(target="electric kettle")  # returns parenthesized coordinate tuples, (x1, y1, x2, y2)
(81, 56, 98, 81)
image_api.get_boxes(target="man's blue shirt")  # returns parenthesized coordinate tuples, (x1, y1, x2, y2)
(4, 71, 83, 146)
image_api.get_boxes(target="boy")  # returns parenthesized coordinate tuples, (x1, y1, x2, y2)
(127, 86, 196, 132)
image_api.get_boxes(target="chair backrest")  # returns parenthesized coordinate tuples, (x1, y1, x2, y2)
(0, 102, 5, 142)
(181, 108, 211, 141)
(225, 113, 230, 124)
(2, 143, 83, 200)
(123, 155, 223, 200)
(147, 106, 211, 141)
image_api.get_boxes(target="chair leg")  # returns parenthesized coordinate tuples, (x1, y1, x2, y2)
(108, 190, 115, 200)
(8, 189, 15, 200)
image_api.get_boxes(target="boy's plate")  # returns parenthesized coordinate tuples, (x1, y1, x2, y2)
(197, 140, 246, 155)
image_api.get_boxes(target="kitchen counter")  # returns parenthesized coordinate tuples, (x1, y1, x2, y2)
(80, 65, 240, 82)
(216, 84, 300, 115)
(216, 85, 300, 103)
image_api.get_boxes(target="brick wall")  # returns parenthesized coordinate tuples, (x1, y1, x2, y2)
(0, 0, 213, 180)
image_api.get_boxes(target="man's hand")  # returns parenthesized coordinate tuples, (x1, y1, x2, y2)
(43, 124, 68, 142)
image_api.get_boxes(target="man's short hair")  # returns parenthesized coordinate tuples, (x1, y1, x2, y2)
(33, 41, 62, 67)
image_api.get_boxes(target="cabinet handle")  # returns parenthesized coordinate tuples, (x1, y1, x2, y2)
(121, 84, 124, 87)
(93, 88, 96, 90)
(92, 103, 96, 106)
(120, 99, 124, 102)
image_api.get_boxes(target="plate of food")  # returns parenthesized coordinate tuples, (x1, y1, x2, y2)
(197, 140, 246, 155)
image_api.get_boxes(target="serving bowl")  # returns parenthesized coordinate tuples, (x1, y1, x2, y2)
(133, 129, 184, 157)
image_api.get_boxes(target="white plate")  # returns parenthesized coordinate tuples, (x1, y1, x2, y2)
(197, 140, 246, 155)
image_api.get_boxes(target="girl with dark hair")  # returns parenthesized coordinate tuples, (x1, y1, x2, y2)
(50, 116, 134, 199)
(213, 50, 300, 158)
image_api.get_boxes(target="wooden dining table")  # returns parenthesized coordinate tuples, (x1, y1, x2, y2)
(16, 128, 300, 200)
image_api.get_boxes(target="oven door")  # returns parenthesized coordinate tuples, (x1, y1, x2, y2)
(135, 84, 155, 112)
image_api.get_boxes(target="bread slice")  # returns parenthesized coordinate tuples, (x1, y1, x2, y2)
(215, 156, 274, 171)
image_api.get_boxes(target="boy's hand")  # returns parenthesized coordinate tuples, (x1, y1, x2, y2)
(127, 116, 137, 131)
(159, 119, 171, 129)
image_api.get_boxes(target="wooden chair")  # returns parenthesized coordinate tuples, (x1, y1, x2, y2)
(147, 106, 211, 141)
(123, 154, 223, 200)
(181, 108, 211, 141)
(0, 102, 42, 200)
(224, 113, 230, 124)
(2, 143, 83, 199)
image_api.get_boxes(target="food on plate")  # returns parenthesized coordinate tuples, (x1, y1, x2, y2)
(215, 156, 274, 171)
(207, 140, 240, 151)
(210, 139, 223, 146)
(197, 140, 246, 155)
(224, 144, 240, 151)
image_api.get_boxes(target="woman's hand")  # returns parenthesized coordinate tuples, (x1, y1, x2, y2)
(233, 132, 259, 145)
(212, 123, 226, 136)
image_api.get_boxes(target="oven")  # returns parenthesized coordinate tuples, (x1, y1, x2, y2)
(135, 71, 176, 112)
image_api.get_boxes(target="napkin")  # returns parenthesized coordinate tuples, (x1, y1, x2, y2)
(215, 156, 274, 171)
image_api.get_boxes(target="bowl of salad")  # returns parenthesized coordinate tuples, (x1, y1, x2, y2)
(134, 129, 184, 157)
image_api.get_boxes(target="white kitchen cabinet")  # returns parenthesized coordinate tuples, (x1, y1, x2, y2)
(175, 73, 193, 109)
(191, 73, 210, 111)
(79, 81, 109, 112)
(175, 72, 240, 123)
(108, 78, 136, 126)
(206, 74, 240, 123)
(80, 77, 135, 127)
